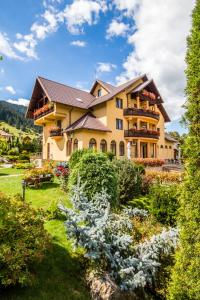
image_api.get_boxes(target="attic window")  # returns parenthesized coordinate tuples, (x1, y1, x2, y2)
(76, 98, 83, 102)
(97, 89, 102, 97)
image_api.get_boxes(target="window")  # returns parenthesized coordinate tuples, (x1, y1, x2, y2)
(89, 138, 97, 150)
(165, 145, 168, 149)
(116, 118, 123, 130)
(100, 139, 107, 152)
(157, 128, 160, 132)
(73, 139, 78, 152)
(110, 140, 116, 155)
(116, 98, 123, 109)
(66, 140, 72, 156)
(160, 145, 163, 148)
(97, 89, 102, 97)
(169, 146, 172, 149)
(57, 120, 62, 128)
(119, 141, 125, 156)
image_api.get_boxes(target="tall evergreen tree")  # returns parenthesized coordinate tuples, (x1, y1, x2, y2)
(168, 1, 200, 299)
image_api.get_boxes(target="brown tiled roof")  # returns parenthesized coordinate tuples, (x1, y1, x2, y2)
(165, 133, 177, 142)
(65, 112, 111, 132)
(88, 74, 147, 108)
(38, 76, 95, 109)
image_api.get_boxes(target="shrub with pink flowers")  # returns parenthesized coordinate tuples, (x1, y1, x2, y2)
(54, 162, 70, 191)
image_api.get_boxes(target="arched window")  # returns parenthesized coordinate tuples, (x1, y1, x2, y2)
(89, 138, 97, 150)
(73, 139, 78, 152)
(165, 145, 168, 149)
(119, 141, 125, 156)
(100, 139, 107, 153)
(110, 140, 116, 155)
(66, 140, 72, 156)
(160, 145, 163, 148)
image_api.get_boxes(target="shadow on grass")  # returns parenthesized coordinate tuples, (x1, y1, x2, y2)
(0, 241, 90, 300)
(26, 182, 60, 191)
(0, 173, 9, 176)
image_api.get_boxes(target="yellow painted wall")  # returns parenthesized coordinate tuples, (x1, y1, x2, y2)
(92, 83, 108, 97)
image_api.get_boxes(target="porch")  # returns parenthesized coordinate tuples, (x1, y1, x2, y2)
(126, 139, 158, 159)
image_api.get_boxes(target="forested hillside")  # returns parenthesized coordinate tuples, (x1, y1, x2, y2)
(0, 101, 40, 133)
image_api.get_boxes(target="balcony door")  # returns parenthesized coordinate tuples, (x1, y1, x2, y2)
(141, 142, 148, 158)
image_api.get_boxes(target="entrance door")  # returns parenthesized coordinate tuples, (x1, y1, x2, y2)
(141, 143, 148, 158)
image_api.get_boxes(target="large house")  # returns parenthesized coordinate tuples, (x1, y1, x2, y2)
(26, 74, 177, 161)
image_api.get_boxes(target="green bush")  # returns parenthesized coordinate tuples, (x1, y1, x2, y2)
(14, 162, 34, 169)
(113, 159, 144, 204)
(18, 153, 30, 161)
(0, 193, 49, 287)
(6, 155, 19, 162)
(149, 183, 180, 226)
(69, 152, 118, 207)
(69, 148, 93, 169)
(128, 196, 150, 211)
(8, 148, 19, 156)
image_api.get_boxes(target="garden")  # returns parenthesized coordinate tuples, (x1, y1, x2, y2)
(0, 149, 183, 300)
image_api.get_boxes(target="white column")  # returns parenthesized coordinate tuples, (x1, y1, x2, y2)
(127, 142, 131, 159)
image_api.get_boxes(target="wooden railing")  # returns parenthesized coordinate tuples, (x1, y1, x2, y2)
(124, 129, 160, 139)
(124, 108, 160, 120)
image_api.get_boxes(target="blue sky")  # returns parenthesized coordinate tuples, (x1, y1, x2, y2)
(0, 0, 194, 134)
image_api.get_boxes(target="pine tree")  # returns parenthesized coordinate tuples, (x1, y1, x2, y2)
(168, 1, 200, 299)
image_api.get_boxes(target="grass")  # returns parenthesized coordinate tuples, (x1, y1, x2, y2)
(0, 169, 91, 300)
(0, 167, 24, 176)
(0, 121, 38, 139)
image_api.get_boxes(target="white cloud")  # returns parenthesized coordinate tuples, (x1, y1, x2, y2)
(97, 62, 117, 73)
(70, 40, 87, 47)
(113, 0, 139, 16)
(7, 98, 29, 106)
(5, 86, 16, 95)
(0, 32, 22, 60)
(14, 34, 38, 59)
(61, 0, 107, 34)
(106, 19, 129, 39)
(115, 0, 195, 120)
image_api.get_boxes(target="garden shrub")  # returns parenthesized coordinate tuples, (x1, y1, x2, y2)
(132, 158, 165, 167)
(14, 162, 34, 169)
(128, 196, 150, 211)
(113, 159, 144, 204)
(68, 152, 118, 207)
(7, 147, 19, 156)
(149, 183, 180, 226)
(145, 170, 183, 184)
(0, 193, 49, 287)
(18, 153, 30, 161)
(69, 148, 93, 170)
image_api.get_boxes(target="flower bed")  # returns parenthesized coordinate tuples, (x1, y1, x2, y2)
(23, 166, 54, 188)
(132, 158, 165, 167)
(145, 169, 183, 183)
(54, 162, 69, 191)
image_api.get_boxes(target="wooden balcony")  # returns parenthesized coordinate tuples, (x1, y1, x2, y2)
(49, 128, 63, 140)
(33, 103, 66, 125)
(124, 129, 160, 139)
(124, 108, 160, 120)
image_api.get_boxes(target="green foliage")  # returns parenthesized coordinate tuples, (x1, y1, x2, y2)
(69, 148, 93, 169)
(168, 2, 200, 299)
(18, 153, 30, 161)
(14, 162, 34, 169)
(0, 193, 49, 287)
(8, 147, 19, 156)
(69, 152, 118, 207)
(128, 196, 150, 211)
(113, 159, 144, 204)
(105, 151, 115, 161)
(149, 183, 180, 226)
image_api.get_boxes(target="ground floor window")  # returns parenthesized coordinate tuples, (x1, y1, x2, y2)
(119, 141, 124, 156)
(73, 139, 78, 152)
(89, 138, 97, 150)
(66, 140, 72, 156)
(110, 140, 116, 155)
(100, 139, 107, 152)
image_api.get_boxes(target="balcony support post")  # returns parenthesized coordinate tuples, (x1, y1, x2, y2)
(137, 118, 140, 130)
(137, 140, 140, 158)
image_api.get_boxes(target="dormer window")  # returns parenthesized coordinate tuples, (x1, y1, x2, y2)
(97, 89, 102, 97)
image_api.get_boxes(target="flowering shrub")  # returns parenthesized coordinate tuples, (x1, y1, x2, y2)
(60, 181, 179, 294)
(23, 166, 54, 187)
(145, 169, 183, 183)
(0, 193, 49, 287)
(132, 158, 165, 167)
(33, 102, 54, 118)
(54, 162, 70, 191)
(14, 162, 34, 169)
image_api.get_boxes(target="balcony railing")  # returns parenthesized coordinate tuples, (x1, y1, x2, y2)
(49, 127, 63, 138)
(33, 103, 54, 120)
(124, 129, 160, 139)
(124, 108, 160, 120)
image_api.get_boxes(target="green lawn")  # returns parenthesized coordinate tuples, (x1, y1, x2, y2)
(0, 169, 90, 300)
(0, 167, 25, 176)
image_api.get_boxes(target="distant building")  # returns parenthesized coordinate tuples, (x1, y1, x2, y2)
(0, 130, 13, 142)
(26, 74, 177, 161)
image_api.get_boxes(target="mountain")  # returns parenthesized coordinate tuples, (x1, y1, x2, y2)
(0, 101, 41, 133)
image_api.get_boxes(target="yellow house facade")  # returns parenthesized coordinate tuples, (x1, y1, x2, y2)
(26, 74, 177, 161)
